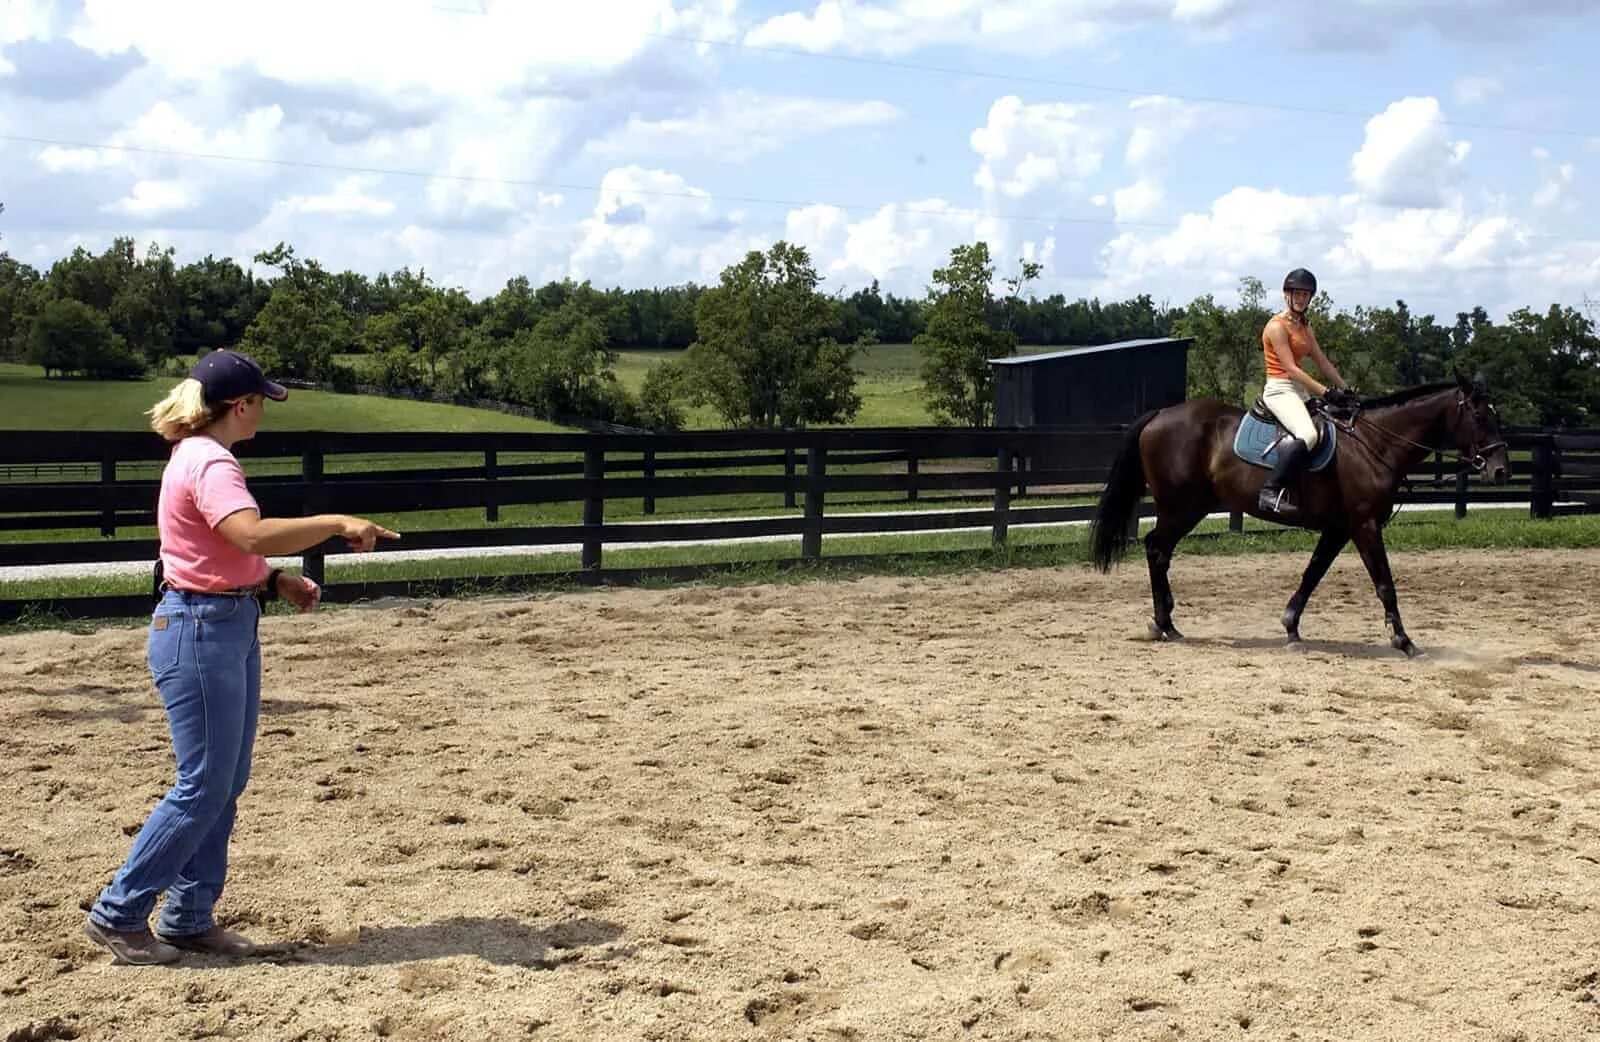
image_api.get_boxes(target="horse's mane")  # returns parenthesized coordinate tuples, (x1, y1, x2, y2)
(1358, 381, 1458, 409)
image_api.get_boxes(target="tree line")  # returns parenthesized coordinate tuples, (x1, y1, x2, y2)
(1, 209, 1596, 428)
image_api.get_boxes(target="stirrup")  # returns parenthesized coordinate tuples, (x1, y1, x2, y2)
(1259, 487, 1297, 515)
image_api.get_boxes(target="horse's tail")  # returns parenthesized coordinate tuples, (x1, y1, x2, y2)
(1090, 409, 1159, 573)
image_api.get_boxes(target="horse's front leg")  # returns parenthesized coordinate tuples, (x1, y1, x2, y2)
(1351, 521, 1421, 657)
(1283, 526, 1349, 643)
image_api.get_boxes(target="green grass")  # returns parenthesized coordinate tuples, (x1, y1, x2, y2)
(0, 363, 565, 433)
(5, 510, 1596, 608)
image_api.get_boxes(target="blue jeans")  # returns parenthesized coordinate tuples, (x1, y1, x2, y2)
(90, 590, 261, 936)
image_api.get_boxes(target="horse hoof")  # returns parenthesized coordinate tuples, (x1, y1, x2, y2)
(1284, 633, 1303, 647)
(1148, 621, 1183, 642)
(1395, 639, 1424, 659)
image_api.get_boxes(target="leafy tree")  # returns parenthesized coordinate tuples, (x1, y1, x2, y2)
(173, 255, 268, 358)
(637, 357, 690, 430)
(439, 328, 500, 400)
(24, 296, 141, 378)
(915, 242, 1038, 426)
(363, 270, 471, 386)
(239, 244, 354, 380)
(1458, 304, 1600, 425)
(0, 256, 40, 363)
(682, 241, 863, 428)
(501, 281, 624, 418)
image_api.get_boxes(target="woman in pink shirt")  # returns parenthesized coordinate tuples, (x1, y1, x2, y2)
(83, 349, 398, 965)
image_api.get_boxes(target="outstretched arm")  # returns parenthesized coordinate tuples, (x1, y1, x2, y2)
(215, 510, 400, 556)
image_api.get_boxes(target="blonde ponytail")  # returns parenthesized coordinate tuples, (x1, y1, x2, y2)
(148, 379, 219, 442)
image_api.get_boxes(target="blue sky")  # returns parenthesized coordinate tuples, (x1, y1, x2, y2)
(1, 0, 1597, 319)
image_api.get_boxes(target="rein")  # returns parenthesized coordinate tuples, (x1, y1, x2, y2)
(1324, 394, 1505, 475)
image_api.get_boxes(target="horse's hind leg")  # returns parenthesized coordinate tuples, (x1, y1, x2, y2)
(1283, 527, 1349, 643)
(1145, 508, 1208, 641)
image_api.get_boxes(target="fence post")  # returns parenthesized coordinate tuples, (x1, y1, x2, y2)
(906, 455, 919, 503)
(582, 448, 605, 573)
(1229, 510, 1243, 533)
(993, 447, 1012, 547)
(301, 446, 325, 587)
(1454, 468, 1469, 519)
(784, 447, 798, 510)
(643, 450, 656, 516)
(1015, 452, 1028, 499)
(802, 446, 826, 561)
(484, 449, 498, 523)
(1434, 450, 1444, 488)
(1529, 441, 1542, 521)
(99, 451, 116, 538)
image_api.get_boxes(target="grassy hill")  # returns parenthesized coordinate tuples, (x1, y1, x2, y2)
(0, 363, 565, 433)
(5, 340, 1174, 435)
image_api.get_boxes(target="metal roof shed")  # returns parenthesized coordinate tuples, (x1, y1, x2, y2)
(990, 336, 1193, 428)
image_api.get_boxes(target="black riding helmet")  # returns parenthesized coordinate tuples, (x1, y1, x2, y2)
(1283, 268, 1317, 294)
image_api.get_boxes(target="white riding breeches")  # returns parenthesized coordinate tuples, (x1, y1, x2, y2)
(1262, 378, 1320, 450)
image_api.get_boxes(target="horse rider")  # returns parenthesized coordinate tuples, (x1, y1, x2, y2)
(1258, 267, 1357, 517)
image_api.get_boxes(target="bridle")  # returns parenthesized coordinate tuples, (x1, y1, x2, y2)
(1324, 391, 1506, 474)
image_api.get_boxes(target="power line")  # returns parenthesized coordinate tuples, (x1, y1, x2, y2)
(429, 3, 1596, 141)
(4, 132, 1593, 251)
(645, 29, 1596, 141)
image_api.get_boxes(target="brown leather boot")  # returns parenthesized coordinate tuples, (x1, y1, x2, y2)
(155, 925, 257, 956)
(83, 919, 182, 965)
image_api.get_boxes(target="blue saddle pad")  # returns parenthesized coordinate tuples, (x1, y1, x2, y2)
(1233, 412, 1337, 471)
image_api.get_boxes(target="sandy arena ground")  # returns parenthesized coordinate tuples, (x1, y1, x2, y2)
(2, 548, 1598, 1042)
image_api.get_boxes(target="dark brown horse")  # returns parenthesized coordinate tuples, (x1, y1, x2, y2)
(1089, 374, 1511, 657)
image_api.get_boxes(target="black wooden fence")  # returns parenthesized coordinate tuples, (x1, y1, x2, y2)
(2, 424, 1596, 621)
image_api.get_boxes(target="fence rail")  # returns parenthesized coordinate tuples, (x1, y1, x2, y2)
(2, 423, 1596, 622)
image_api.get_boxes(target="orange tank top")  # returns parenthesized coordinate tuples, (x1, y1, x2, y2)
(1263, 314, 1313, 379)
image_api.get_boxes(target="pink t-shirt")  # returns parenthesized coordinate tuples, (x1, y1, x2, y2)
(157, 435, 268, 592)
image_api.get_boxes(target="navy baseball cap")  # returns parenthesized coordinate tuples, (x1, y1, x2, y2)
(189, 349, 287, 404)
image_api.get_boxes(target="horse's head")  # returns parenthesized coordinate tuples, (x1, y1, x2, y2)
(1448, 371, 1510, 484)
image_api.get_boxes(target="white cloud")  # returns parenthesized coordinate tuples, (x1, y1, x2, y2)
(746, 0, 1588, 57)
(589, 91, 901, 163)
(1533, 161, 1578, 210)
(783, 198, 991, 289)
(67, 0, 737, 97)
(273, 175, 396, 217)
(1331, 205, 1523, 274)
(784, 203, 851, 260)
(1453, 75, 1501, 106)
(37, 100, 286, 174)
(746, 0, 1113, 58)
(1125, 95, 1211, 171)
(0, 0, 58, 44)
(1349, 97, 1470, 207)
(1171, 0, 1247, 22)
(103, 179, 193, 217)
(1113, 178, 1162, 222)
(569, 166, 766, 286)
(1100, 185, 1341, 293)
(971, 96, 1105, 200)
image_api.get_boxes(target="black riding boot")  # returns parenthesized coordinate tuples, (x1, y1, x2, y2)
(1258, 437, 1311, 517)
